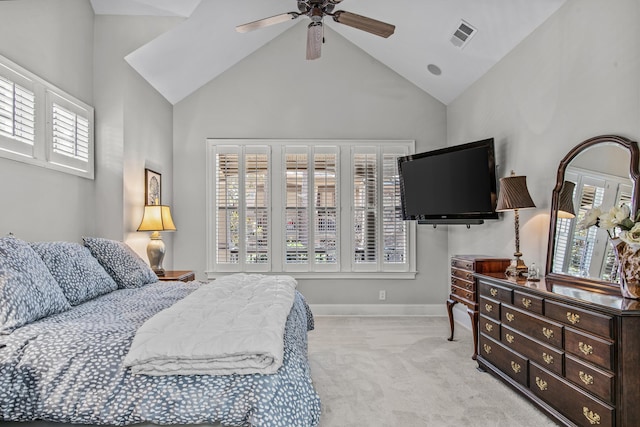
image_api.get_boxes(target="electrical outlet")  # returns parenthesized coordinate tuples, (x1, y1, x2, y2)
(379, 290, 386, 301)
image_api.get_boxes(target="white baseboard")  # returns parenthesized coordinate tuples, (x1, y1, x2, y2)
(309, 303, 447, 316)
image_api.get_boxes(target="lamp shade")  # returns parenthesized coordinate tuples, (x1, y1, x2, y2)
(137, 205, 176, 232)
(557, 181, 576, 219)
(496, 173, 536, 211)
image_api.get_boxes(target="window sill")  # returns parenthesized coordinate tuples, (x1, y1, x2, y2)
(205, 271, 417, 280)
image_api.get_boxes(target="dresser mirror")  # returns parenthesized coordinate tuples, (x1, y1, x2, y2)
(546, 135, 640, 292)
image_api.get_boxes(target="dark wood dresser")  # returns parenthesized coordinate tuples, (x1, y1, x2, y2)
(476, 272, 640, 427)
(447, 255, 511, 359)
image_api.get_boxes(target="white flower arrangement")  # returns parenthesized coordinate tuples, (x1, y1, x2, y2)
(577, 204, 640, 249)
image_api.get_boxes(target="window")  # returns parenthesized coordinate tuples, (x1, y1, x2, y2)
(206, 140, 415, 279)
(0, 54, 94, 179)
(553, 167, 631, 280)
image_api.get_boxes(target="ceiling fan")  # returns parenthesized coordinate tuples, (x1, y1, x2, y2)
(236, 0, 395, 60)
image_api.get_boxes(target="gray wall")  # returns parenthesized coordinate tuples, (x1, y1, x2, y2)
(172, 22, 449, 307)
(93, 14, 181, 262)
(447, 0, 640, 278)
(0, 0, 95, 242)
(0, 0, 178, 269)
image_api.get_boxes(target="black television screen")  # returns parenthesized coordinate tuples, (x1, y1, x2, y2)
(397, 138, 498, 224)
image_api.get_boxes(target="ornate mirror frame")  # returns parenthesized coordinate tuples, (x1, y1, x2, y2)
(545, 135, 640, 293)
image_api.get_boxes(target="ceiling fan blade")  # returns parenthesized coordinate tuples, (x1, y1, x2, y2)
(332, 11, 395, 38)
(306, 22, 323, 60)
(236, 12, 299, 33)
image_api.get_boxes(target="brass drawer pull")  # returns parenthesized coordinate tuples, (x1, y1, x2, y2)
(485, 323, 493, 333)
(465, 292, 472, 299)
(567, 312, 580, 324)
(542, 353, 554, 365)
(579, 342, 594, 356)
(466, 273, 473, 280)
(483, 344, 491, 354)
(505, 313, 515, 322)
(485, 304, 493, 313)
(583, 407, 601, 425)
(465, 282, 472, 290)
(522, 298, 532, 308)
(579, 371, 594, 386)
(490, 288, 498, 297)
(451, 277, 456, 284)
(542, 327, 554, 339)
(510, 361, 521, 374)
(535, 376, 548, 391)
(505, 333, 515, 344)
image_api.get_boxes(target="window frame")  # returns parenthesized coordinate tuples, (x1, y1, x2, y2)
(206, 139, 416, 280)
(0, 54, 94, 179)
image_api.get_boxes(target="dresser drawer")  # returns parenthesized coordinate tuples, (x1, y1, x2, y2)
(451, 266, 475, 282)
(545, 300, 613, 339)
(478, 280, 512, 303)
(480, 335, 528, 387)
(513, 290, 543, 314)
(479, 314, 501, 340)
(451, 257, 474, 271)
(479, 296, 501, 321)
(500, 304, 563, 348)
(501, 325, 563, 376)
(451, 275, 475, 291)
(530, 363, 614, 427)
(450, 284, 475, 305)
(565, 327, 614, 371)
(565, 354, 614, 405)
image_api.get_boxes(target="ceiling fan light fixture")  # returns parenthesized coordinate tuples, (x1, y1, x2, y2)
(306, 22, 323, 60)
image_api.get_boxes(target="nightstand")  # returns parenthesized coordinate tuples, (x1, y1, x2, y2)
(157, 270, 195, 282)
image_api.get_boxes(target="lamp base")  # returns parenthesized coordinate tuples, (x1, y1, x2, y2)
(505, 253, 528, 277)
(146, 231, 166, 277)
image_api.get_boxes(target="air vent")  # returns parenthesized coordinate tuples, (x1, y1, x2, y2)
(450, 20, 477, 48)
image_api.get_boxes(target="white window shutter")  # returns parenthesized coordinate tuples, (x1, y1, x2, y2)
(46, 90, 94, 178)
(0, 71, 36, 157)
(244, 148, 270, 266)
(353, 148, 378, 267)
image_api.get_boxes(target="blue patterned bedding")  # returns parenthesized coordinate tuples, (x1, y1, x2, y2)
(0, 281, 320, 426)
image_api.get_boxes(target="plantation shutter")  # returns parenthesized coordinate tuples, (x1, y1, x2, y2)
(244, 149, 269, 266)
(215, 149, 240, 266)
(285, 149, 309, 266)
(382, 149, 407, 266)
(46, 91, 94, 177)
(600, 183, 632, 281)
(353, 149, 378, 266)
(0, 72, 35, 157)
(313, 149, 338, 266)
(568, 181, 605, 276)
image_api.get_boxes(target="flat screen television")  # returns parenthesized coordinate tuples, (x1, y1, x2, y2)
(397, 138, 499, 225)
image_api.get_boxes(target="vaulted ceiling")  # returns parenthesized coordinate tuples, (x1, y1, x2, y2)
(90, 0, 566, 105)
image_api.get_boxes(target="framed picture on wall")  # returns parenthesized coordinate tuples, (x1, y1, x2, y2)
(145, 168, 161, 205)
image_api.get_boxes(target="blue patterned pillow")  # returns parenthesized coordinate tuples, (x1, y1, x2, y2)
(30, 241, 118, 305)
(0, 236, 71, 334)
(82, 237, 158, 289)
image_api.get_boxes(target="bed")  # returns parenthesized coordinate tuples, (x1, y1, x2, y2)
(0, 236, 321, 427)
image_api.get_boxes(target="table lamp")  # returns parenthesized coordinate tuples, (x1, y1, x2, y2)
(137, 205, 176, 276)
(496, 171, 536, 276)
(557, 181, 576, 219)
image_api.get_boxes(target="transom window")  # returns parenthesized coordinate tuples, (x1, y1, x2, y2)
(0, 54, 94, 179)
(206, 139, 416, 279)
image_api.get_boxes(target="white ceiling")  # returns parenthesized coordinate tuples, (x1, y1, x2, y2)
(90, 0, 566, 105)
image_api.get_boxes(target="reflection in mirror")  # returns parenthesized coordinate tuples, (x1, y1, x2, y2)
(548, 136, 639, 290)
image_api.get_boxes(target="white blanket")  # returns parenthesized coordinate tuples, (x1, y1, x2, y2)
(123, 273, 298, 376)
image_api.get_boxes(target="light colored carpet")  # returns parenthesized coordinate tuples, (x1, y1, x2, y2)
(308, 316, 558, 427)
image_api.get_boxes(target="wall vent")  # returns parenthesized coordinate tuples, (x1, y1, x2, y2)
(450, 20, 477, 48)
